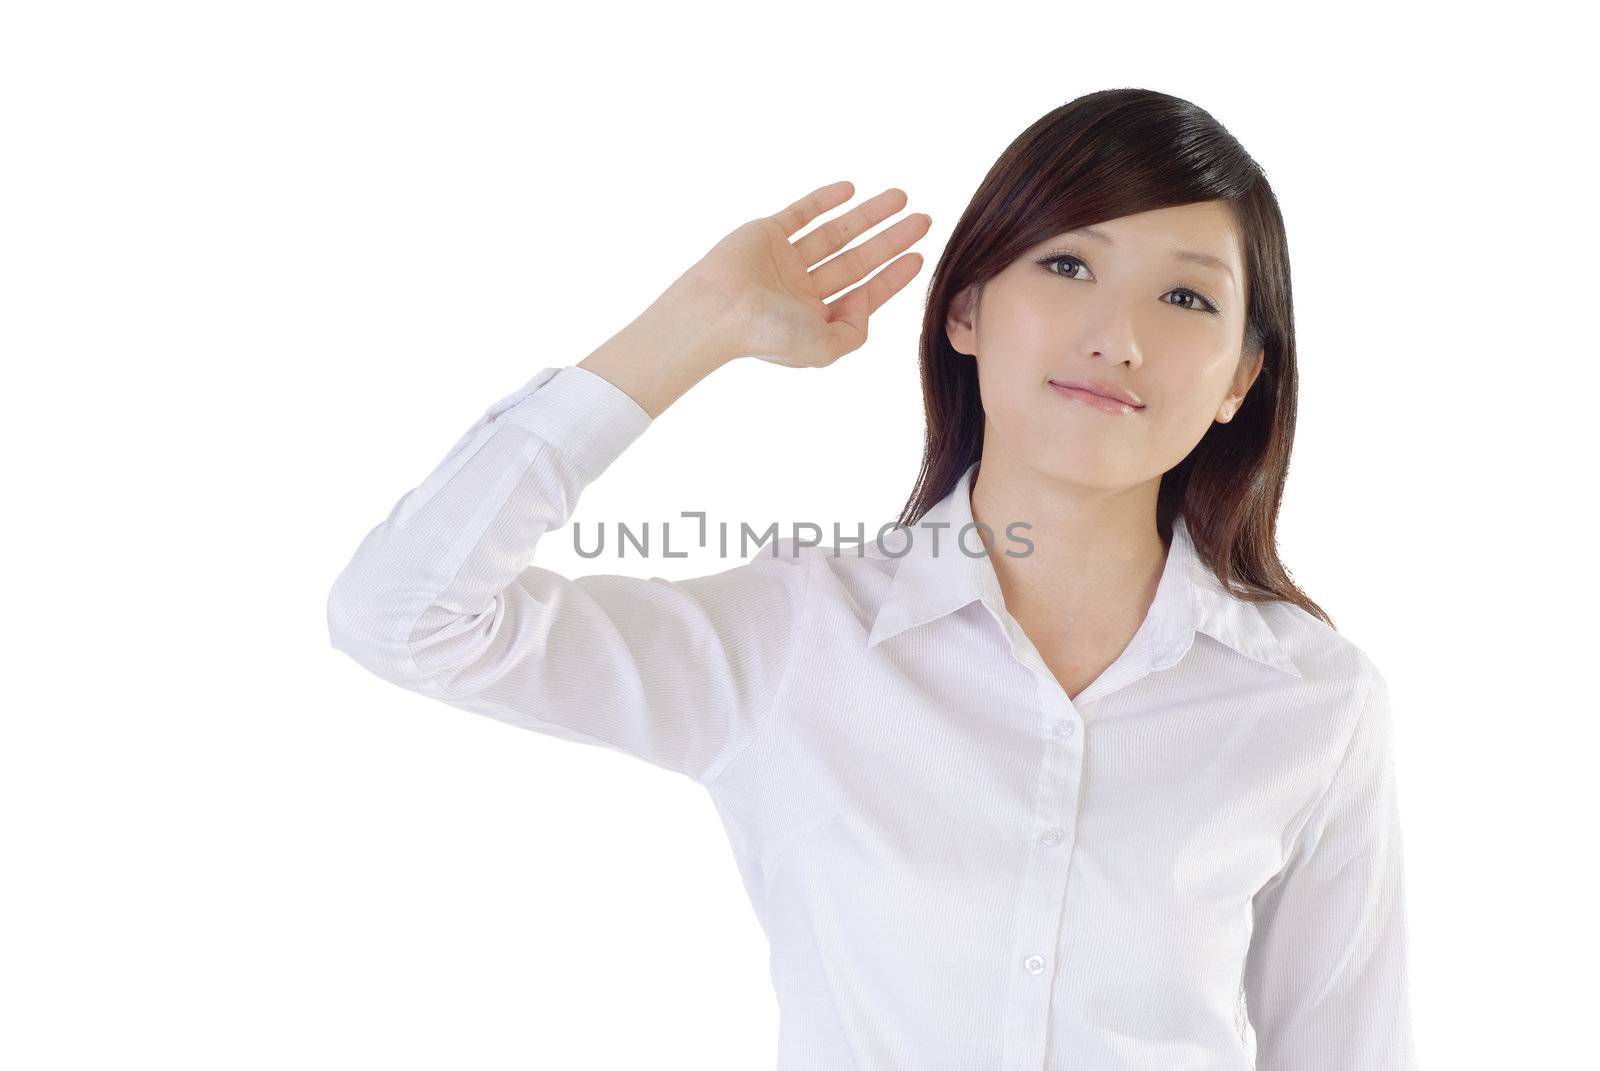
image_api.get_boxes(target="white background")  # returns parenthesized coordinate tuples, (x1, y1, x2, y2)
(4, 2, 1595, 1067)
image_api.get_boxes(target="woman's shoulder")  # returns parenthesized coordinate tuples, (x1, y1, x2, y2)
(1255, 598, 1389, 711)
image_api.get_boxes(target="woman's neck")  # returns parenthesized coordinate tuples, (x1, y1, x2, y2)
(968, 456, 1168, 655)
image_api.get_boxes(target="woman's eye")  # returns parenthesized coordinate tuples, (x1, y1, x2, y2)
(1040, 253, 1088, 280)
(1038, 252, 1219, 315)
(1165, 289, 1219, 314)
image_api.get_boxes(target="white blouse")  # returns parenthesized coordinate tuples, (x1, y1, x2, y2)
(327, 363, 1418, 1070)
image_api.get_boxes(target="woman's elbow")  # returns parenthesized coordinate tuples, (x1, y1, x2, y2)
(326, 577, 427, 684)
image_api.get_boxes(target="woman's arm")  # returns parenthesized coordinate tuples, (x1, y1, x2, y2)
(325, 181, 930, 785)
(324, 311, 795, 785)
(1243, 656, 1419, 1069)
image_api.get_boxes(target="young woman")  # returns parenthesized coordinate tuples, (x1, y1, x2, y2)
(328, 88, 1417, 1070)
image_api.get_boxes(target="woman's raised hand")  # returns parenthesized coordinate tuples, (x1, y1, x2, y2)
(686, 181, 932, 369)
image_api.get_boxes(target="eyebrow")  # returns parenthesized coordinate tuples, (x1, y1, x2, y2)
(1061, 225, 1236, 285)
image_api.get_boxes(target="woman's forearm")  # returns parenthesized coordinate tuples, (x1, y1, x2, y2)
(577, 275, 742, 420)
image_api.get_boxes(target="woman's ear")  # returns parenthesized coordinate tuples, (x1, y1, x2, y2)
(1216, 348, 1265, 423)
(945, 284, 980, 357)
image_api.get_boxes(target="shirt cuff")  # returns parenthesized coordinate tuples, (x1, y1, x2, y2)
(496, 364, 654, 478)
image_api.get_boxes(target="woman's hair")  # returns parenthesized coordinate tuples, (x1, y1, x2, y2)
(902, 87, 1330, 626)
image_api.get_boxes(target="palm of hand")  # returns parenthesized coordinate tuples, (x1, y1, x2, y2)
(686, 182, 932, 370)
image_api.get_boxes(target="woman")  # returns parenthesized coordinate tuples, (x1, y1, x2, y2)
(328, 88, 1417, 1070)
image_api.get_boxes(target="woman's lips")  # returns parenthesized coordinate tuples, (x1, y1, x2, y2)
(1049, 381, 1144, 414)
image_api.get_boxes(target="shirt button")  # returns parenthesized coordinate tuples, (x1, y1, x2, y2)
(1024, 954, 1046, 975)
(1040, 828, 1064, 847)
(1056, 721, 1076, 738)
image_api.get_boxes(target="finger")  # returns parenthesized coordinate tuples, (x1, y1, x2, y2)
(855, 250, 925, 320)
(809, 210, 932, 301)
(823, 251, 925, 357)
(792, 186, 909, 269)
(767, 180, 856, 239)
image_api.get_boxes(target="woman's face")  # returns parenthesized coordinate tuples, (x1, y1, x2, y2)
(946, 200, 1263, 494)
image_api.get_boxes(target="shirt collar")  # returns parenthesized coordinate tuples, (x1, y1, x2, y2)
(864, 462, 1301, 679)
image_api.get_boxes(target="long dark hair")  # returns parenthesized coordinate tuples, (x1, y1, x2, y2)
(901, 87, 1329, 627)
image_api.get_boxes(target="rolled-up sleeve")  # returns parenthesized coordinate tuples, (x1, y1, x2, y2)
(326, 364, 809, 787)
(1244, 658, 1418, 1069)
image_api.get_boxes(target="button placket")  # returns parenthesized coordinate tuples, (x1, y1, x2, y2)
(1041, 724, 1074, 847)
(1000, 676, 1086, 1071)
